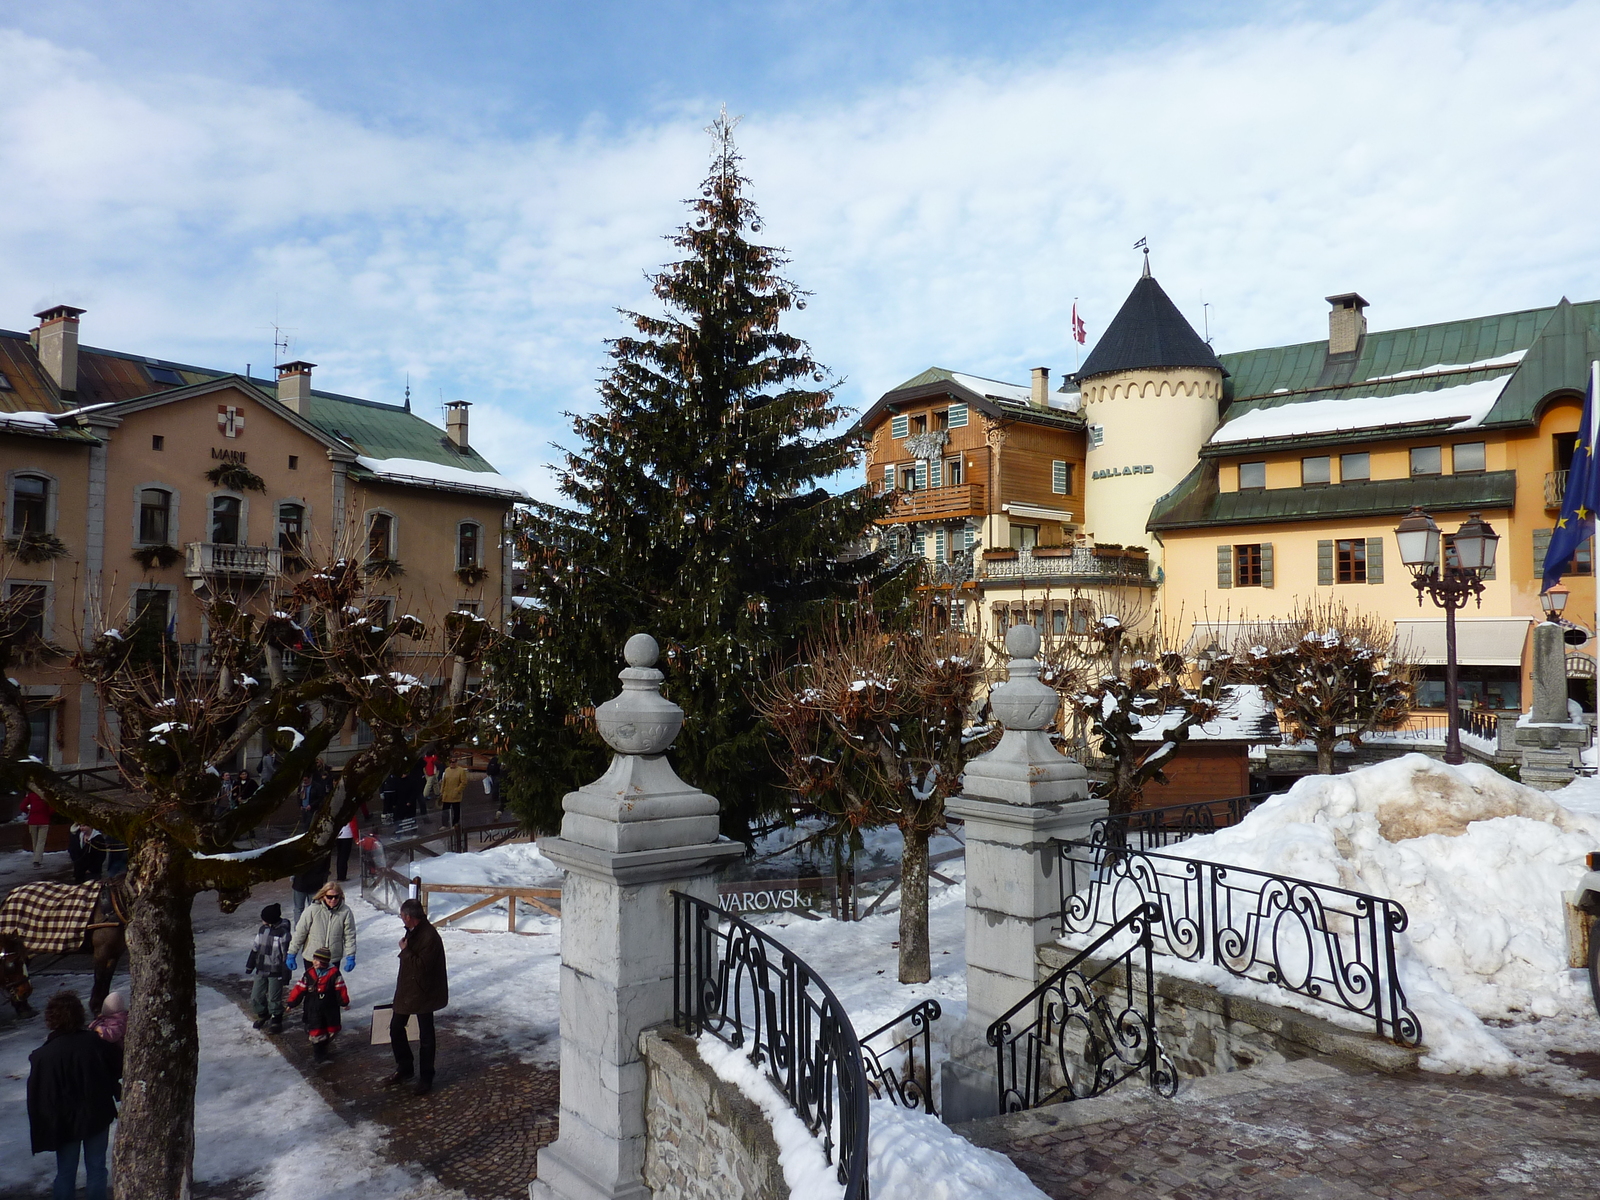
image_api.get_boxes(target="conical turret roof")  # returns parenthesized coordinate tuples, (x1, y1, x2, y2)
(1078, 271, 1222, 380)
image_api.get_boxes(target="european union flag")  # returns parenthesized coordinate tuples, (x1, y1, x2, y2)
(1544, 361, 1600, 593)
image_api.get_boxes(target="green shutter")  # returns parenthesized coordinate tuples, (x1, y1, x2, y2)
(947, 403, 968, 428)
(1366, 537, 1384, 584)
(914, 461, 927, 490)
(935, 529, 947, 561)
(1217, 545, 1233, 588)
(931, 460, 943, 488)
(1052, 461, 1068, 494)
(883, 464, 895, 490)
(1533, 528, 1552, 578)
(1260, 543, 1274, 588)
(1317, 540, 1334, 586)
(892, 414, 909, 439)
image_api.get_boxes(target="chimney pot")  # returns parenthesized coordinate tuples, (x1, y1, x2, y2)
(275, 360, 316, 415)
(445, 400, 471, 450)
(1030, 367, 1050, 408)
(33, 305, 85, 395)
(1325, 293, 1369, 356)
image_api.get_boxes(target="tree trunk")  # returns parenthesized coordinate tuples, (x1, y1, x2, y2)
(898, 826, 930, 984)
(114, 836, 199, 1200)
(1316, 738, 1337, 776)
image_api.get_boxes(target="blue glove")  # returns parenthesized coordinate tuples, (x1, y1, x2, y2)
(343, 954, 356, 972)
(285, 953, 297, 971)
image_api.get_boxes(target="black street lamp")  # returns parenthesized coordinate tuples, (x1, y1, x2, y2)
(1394, 507, 1500, 765)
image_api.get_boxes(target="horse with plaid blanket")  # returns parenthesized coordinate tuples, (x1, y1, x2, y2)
(0, 878, 128, 1015)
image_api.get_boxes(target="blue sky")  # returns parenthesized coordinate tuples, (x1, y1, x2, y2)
(1, 2, 1597, 500)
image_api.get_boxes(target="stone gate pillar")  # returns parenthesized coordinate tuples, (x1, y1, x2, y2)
(532, 634, 743, 1200)
(942, 625, 1106, 1122)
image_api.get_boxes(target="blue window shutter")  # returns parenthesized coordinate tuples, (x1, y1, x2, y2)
(915, 461, 927, 490)
(931, 460, 943, 488)
(947, 403, 968, 428)
(891, 414, 908, 439)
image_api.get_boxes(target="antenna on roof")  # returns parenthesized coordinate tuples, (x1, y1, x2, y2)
(1203, 300, 1211, 345)
(404, 373, 411, 413)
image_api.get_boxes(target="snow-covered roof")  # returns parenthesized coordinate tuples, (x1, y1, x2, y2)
(1131, 684, 1279, 743)
(353, 454, 530, 500)
(1210, 375, 1508, 446)
(947, 371, 1032, 405)
(0, 409, 62, 430)
(1361, 349, 1526, 384)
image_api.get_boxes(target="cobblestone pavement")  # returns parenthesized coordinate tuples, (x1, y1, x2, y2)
(211, 977, 559, 1200)
(962, 1058, 1600, 1198)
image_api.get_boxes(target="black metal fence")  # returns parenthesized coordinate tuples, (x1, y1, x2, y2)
(1089, 793, 1273, 854)
(1058, 838, 1421, 1046)
(859, 999, 941, 1116)
(673, 891, 871, 1199)
(988, 903, 1177, 1111)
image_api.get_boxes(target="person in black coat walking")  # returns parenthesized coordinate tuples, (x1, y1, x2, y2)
(384, 898, 448, 1096)
(28, 989, 120, 1200)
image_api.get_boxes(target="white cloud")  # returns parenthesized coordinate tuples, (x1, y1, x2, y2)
(1, 3, 1597, 506)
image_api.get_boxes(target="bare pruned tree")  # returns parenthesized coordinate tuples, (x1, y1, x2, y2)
(757, 592, 997, 984)
(1235, 597, 1414, 775)
(0, 556, 488, 1199)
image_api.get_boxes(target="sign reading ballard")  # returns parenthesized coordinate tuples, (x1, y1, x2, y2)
(1092, 464, 1155, 479)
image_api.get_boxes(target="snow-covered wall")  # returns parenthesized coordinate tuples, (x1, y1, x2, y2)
(640, 1026, 788, 1200)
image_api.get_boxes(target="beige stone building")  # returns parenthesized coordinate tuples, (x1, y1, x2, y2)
(0, 305, 527, 771)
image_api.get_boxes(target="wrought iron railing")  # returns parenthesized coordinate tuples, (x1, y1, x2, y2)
(1058, 838, 1421, 1046)
(859, 999, 941, 1116)
(673, 891, 870, 1198)
(979, 547, 1152, 583)
(988, 902, 1177, 1111)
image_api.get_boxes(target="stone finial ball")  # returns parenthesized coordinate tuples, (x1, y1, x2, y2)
(1005, 625, 1041, 659)
(624, 633, 660, 668)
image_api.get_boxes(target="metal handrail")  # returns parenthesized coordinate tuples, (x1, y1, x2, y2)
(859, 999, 942, 1115)
(988, 902, 1177, 1111)
(1058, 839, 1421, 1046)
(673, 891, 871, 1199)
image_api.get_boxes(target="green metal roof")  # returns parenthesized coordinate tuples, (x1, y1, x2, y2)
(1148, 467, 1517, 530)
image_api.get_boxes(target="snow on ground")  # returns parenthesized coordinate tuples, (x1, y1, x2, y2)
(699, 1032, 1046, 1200)
(1066, 753, 1600, 1076)
(0, 977, 459, 1199)
(0, 847, 70, 888)
(404, 841, 564, 934)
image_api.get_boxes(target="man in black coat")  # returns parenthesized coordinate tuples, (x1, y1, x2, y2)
(385, 898, 448, 1096)
(28, 989, 120, 1200)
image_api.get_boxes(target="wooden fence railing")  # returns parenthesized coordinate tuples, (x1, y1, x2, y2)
(416, 879, 561, 934)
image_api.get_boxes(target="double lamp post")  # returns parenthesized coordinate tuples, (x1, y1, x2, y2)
(1393, 507, 1501, 766)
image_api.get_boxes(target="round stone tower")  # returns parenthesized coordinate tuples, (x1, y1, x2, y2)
(1079, 261, 1224, 564)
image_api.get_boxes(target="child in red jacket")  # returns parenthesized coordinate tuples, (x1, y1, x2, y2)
(285, 947, 349, 1064)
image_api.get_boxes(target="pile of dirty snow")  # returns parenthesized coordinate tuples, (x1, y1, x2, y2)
(1111, 754, 1600, 1074)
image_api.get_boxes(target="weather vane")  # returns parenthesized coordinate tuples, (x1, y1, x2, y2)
(1134, 237, 1150, 276)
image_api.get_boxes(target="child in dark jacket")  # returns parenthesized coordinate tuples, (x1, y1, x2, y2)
(246, 903, 293, 1033)
(285, 946, 349, 1064)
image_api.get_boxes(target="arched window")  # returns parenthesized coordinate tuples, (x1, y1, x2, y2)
(139, 488, 172, 544)
(457, 522, 481, 570)
(211, 495, 242, 545)
(11, 474, 48, 534)
(366, 512, 394, 563)
(278, 502, 305, 555)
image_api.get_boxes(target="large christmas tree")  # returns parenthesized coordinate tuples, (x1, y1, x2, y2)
(494, 116, 889, 836)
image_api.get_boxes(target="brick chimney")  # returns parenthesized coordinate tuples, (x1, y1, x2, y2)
(276, 360, 316, 414)
(33, 305, 85, 395)
(1325, 293, 1369, 356)
(1030, 367, 1050, 408)
(445, 400, 471, 450)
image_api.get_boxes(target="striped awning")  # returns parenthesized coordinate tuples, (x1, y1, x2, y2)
(1393, 618, 1532, 667)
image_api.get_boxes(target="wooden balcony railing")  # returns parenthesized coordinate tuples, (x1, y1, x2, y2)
(881, 482, 986, 524)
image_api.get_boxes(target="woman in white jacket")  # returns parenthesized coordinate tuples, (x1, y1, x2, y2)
(287, 882, 359, 973)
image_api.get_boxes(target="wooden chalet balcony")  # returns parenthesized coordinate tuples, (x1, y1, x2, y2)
(1547, 470, 1569, 510)
(184, 542, 283, 579)
(881, 482, 986, 524)
(978, 546, 1154, 584)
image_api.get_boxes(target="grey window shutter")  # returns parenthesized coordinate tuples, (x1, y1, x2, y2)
(1217, 545, 1233, 588)
(1317, 539, 1334, 586)
(1260, 543, 1274, 588)
(1366, 537, 1384, 584)
(1533, 528, 1552, 577)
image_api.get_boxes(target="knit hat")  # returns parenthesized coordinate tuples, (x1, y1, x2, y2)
(312, 946, 332, 962)
(260, 903, 282, 923)
(99, 991, 127, 1015)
